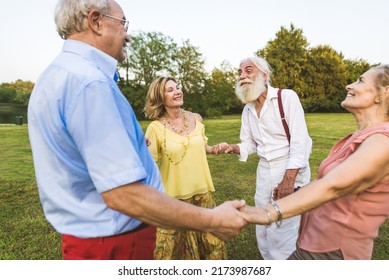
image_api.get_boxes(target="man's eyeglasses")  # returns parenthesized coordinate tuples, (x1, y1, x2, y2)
(102, 14, 129, 31)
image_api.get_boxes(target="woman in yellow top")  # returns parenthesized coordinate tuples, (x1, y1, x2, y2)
(144, 76, 229, 260)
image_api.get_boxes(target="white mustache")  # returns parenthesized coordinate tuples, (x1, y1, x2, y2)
(235, 76, 265, 104)
(239, 78, 252, 86)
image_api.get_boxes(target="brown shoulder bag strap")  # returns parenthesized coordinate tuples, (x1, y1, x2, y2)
(277, 89, 291, 144)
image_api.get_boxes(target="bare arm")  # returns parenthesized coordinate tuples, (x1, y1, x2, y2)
(102, 181, 247, 241)
(241, 134, 389, 224)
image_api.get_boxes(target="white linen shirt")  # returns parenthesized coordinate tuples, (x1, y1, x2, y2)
(237, 85, 312, 169)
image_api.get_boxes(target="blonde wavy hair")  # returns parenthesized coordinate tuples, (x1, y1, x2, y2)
(144, 76, 177, 120)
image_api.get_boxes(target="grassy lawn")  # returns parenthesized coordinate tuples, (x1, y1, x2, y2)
(1, 113, 388, 260)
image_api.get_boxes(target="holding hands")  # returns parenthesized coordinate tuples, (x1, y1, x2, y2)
(239, 205, 269, 225)
(209, 142, 230, 155)
(210, 200, 248, 240)
(209, 142, 239, 155)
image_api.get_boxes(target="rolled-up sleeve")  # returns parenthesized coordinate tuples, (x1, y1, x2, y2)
(238, 106, 257, 162)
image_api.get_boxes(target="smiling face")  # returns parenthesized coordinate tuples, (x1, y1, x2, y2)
(341, 69, 381, 111)
(163, 79, 184, 109)
(235, 60, 267, 104)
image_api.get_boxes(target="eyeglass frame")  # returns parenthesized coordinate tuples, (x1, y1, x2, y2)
(102, 13, 129, 31)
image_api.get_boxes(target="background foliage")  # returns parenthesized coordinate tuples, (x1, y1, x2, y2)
(0, 24, 378, 123)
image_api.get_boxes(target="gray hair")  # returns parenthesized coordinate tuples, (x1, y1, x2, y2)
(240, 56, 272, 85)
(54, 0, 110, 39)
(373, 64, 389, 89)
(372, 64, 389, 118)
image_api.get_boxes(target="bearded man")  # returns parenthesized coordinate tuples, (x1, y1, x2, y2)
(225, 56, 312, 260)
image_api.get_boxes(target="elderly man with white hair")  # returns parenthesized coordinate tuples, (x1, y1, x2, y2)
(225, 56, 312, 259)
(27, 0, 247, 260)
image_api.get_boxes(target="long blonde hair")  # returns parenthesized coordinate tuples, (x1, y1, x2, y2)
(144, 76, 177, 119)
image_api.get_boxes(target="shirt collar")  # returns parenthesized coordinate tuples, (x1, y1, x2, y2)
(62, 40, 118, 82)
(267, 85, 278, 100)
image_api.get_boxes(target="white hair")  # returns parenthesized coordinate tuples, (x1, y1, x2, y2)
(240, 56, 272, 85)
(54, 0, 110, 39)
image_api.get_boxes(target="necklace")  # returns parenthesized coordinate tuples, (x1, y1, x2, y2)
(163, 109, 188, 134)
(162, 110, 190, 165)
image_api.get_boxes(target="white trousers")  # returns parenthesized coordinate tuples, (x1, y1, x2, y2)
(255, 155, 310, 260)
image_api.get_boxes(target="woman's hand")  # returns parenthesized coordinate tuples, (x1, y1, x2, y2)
(239, 205, 270, 225)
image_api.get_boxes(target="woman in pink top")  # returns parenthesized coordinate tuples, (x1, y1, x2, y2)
(240, 64, 389, 259)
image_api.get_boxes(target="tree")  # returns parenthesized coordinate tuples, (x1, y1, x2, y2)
(174, 39, 208, 114)
(206, 61, 242, 116)
(0, 87, 17, 103)
(121, 31, 177, 88)
(344, 59, 374, 85)
(0, 80, 34, 107)
(302, 45, 347, 112)
(257, 24, 309, 95)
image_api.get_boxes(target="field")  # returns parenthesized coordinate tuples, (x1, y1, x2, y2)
(0, 113, 388, 259)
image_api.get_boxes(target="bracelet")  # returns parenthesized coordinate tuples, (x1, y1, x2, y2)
(270, 200, 283, 227)
(262, 206, 273, 227)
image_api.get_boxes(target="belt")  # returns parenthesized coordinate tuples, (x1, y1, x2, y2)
(113, 223, 150, 237)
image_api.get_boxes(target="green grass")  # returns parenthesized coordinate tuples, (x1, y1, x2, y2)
(1, 113, 388, 260)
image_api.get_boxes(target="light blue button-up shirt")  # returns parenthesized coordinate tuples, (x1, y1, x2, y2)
(28, 40, 163, 237)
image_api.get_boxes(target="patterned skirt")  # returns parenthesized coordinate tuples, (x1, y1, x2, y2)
(154, 191, 228, 260)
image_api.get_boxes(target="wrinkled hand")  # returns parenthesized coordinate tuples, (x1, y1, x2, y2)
(273, 169, 299, 200)
(273, 181, 294, 200)
(210, 200, 247, 241)
(211, 142, 229, 155)
(224, 144, 235, 154)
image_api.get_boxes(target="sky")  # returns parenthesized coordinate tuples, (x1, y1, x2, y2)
(0, 0, 388, 84)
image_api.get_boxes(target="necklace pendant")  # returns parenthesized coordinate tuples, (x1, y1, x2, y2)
(162, 109, 190, 165)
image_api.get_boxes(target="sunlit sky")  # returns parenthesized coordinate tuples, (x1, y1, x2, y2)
(0, 0, 388, 84)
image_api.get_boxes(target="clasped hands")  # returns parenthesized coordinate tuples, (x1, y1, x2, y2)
(212, 200, 272, 241)
(210, 167, 296, 240)
(210, 143, 236, 155)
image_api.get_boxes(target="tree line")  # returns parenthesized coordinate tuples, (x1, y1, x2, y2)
(0, 24, 377, 119)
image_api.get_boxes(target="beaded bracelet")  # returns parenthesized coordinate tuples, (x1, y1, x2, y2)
(261, 206, 273, 227)
(270, 200, 283, 227)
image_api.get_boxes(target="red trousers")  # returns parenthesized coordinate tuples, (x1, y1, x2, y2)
(62, 224, 156, 260)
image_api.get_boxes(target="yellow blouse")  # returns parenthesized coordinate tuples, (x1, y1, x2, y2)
(145, 120, 215, 200)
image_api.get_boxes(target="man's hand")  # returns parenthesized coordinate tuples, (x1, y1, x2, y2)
(273, 169, 299, 200)
(209, 200, 247, 241)
(224, 144, 239, 154)
(211, 142, 229, 155)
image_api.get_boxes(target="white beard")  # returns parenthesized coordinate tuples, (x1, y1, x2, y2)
(235, 76, 266, 104)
